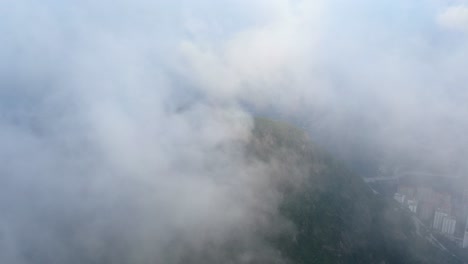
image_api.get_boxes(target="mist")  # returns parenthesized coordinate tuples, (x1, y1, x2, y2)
(1, 0, 468, 263)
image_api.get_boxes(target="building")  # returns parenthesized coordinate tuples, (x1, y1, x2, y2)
(407, 199, 418, 213)
(441, 216, 456, 236)
(463, 231, 468, 248)
(418, 202, 434, 222)
(463, 216, 468, 248)
(435, 193, 452, 215)
(433, 210, 448, 231)
(416, 186, 433, 202)
(462, 189, 468, 204)
(398, 186, 415, 200)
(394, 193, 405, 204)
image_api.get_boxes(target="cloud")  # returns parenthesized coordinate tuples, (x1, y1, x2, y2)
(2, 0, 468, 263)
(179, 0, 328, 109)
(177, 0, 468, 176)
(437, 5, 468, 32)
(0, 1, 296, 263)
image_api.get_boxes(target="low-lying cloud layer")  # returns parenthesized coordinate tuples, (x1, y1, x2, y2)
(1, 0, 468, 263)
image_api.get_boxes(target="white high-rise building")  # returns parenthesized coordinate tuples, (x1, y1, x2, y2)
(407, 199, 418, 213)
(441, 216, 456, 236)
(463, 231, 468, 248)
(433, 210, 448, 231)
(394, 193, 405, 204)
(463, 216, 468, 248)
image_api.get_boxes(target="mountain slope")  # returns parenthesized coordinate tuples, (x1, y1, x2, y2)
(250, 117, 460, 264)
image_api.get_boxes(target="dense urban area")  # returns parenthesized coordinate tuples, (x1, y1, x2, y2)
(369, 173, 468, 261)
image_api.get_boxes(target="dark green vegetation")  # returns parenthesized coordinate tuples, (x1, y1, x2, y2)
(251, 118, 461, 264)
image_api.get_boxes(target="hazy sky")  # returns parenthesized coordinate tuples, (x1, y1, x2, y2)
(1, 0, 468, 263)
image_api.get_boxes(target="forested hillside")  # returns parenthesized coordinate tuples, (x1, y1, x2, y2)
(251, 118, 460, 264)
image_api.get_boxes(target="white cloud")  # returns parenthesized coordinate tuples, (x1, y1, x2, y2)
(3, 0, 468, 262)
(179, 0, 329, 109)
(437, 5, 468, 32)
